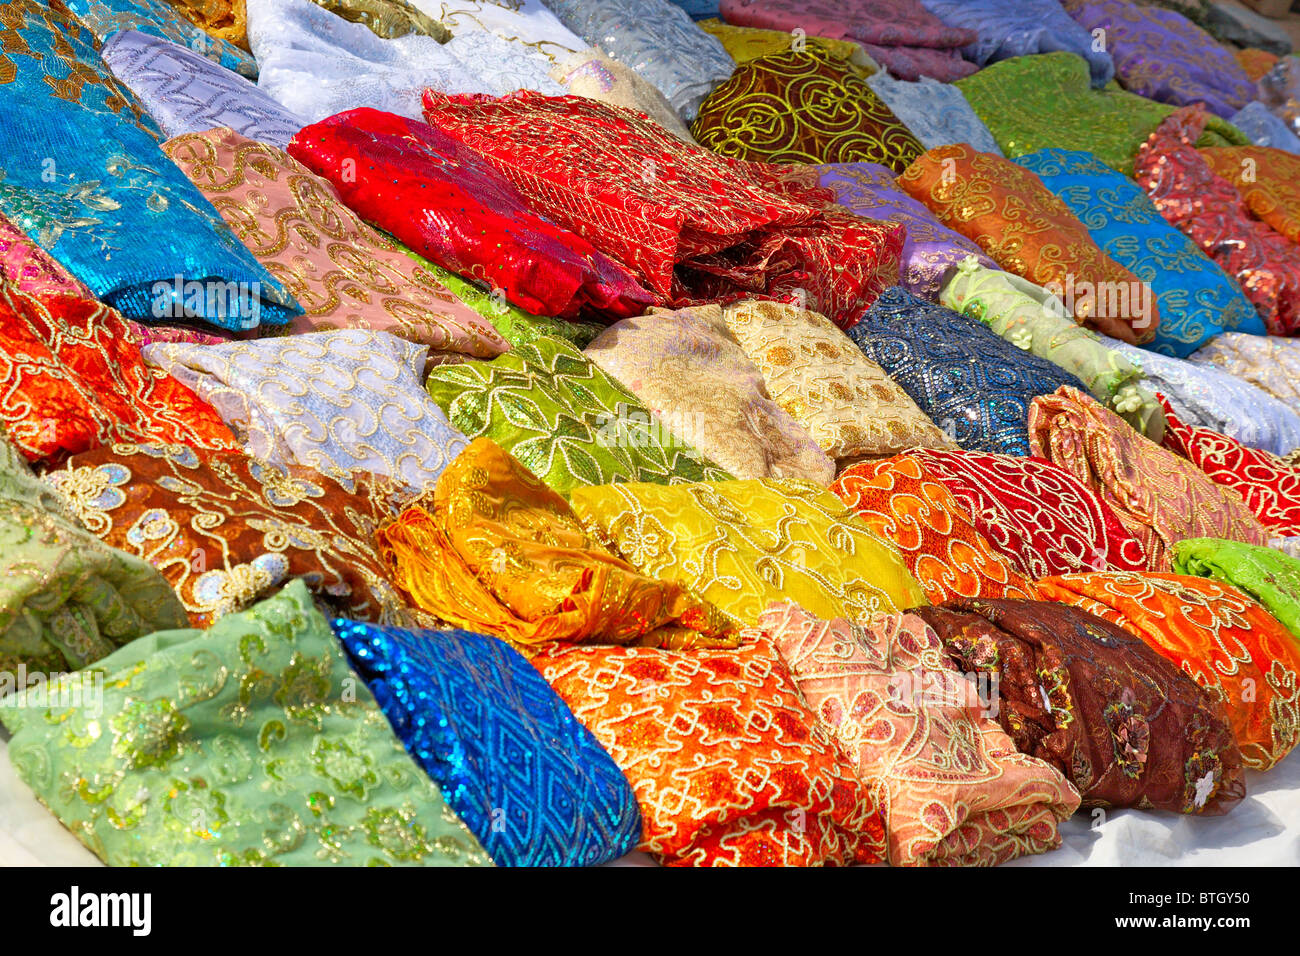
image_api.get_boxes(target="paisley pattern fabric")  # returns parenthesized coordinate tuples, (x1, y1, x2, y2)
(1230, 101, 1300, 154)
(1027, 386, 1271, 570)
(833, 457, 1035, 603)
(425, 337, 732, 494)
(1034, 571, 1300, 771)
(0, 582, 493, 867)
(1190, 332, 1300, 413)
(0, 212, 90, 299)
(1134, 106, 1300, 336)
(0, 0, 299, 330)
(143, 330, 469, 496)
(46, 441, 421, 629)
(308, 0, 450, 39)
(532, 636, 886, 866)
(540, 0, 734, 119)
(375, 438, 738, 653)
(584, 306, 834, 483)
(911, 597, 1245, 814)
(848, 287, 1088, 458)
(1016, 147, 1264, 357)
(717, 298, 955, 460)
(815, 162, 998, 301)
(288, 107, 654, 321)
(418, 90, 906, 328)
(1200, 146, 1300, 246)
(690, 48, 923, 172)
(101, 31, 303, 147)
(906, 447, 1154, 577)
(864, 73, 1003, 155)
(899, 144, 1160, 344)
(569, 478, 929, 626)
(1172, 537, 1300, 642)
(163, 128, 509, 356)
(0, 285, 236, 465)
(0, 428, 187, 673)
(332, 618, 643, 866)
(63, 0, 257, 78)
(549, 51, 695, 143)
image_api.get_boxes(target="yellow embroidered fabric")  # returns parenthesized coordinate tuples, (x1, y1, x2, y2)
(697, 18, 877, 77)
(305, 0, 450, 39)
(166, 0, 249, 50)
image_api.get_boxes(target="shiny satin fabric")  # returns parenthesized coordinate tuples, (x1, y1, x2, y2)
(166, 0, 250, 51)
(898, 144, 1160, 344)
(1172, 537, 1300, 642)
(64, 0, 256, 78)
(864, 73, 1003, 155)
(288, 107, 654, 321)
(375, 438, 739, 652)
(1034, 571, 1300, 771)
(308, 0, 450, 39)
(910, 597, 1245, 813)
(761, 603, 1079, 865)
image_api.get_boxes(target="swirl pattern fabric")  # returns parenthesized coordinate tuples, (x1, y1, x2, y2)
(532, 637, 886, 866)
(1199, 146, 1300, 246)
(1190, 333, 1300, 413)
(690, 48, 923, 171)
(46, 441, 422, 629)
(848, 287, 1088, 458)
(1016, 147, 1263, 357)
(898, 145, 1160, 344)
(698, 17, 876, 74)
(63, 0, 257, 78)
(333, 618, 642, 866)
(864, 73, 1003, 155)
(163, 128, 508, 356)
(0, 582, 492, 867)
(289, 107, 653, 321)
(1034, 571, 1300, 770)
(759, 603, 1079, 865)
(911, 597, 1245, 814)
(1172, 537, 1300, 642)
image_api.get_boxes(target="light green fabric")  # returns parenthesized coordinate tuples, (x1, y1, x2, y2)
(1172, 537, 1300, 643)
(0, 580, 494, 867)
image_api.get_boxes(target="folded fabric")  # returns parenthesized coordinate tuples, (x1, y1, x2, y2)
(540, 0, 734, 119)
(865, 73, 1003, 155)
(423, 0, 589, 56)
(1098, 334, 1300, 456)
(333, 618, 642, 866)
(125, 321, 230, 348)
(0, 212, 90, 298)
(442, 19, 567, 97)
(0, 582, 493, 867)
(163, 128, 509, 356)
(1199, 146, 1300, 246)
(0, 0, 299, 330)
(101, 31, 303, 147)
(717, 298, 955, 459)
(288, 107, 654, 320)
(698, 17, 877, 75)
(1034, 571, 1300, 770)
(167, 0, 249, 51)
(0, 285, 236, 465)
(63, 0, 257, 78)
(569, 478, 928, 625)
(1236, 47, 1280, 81)
(1190, 332, 1300, 412)
(833, 457, 1035, 603)
(1134, 106, 1300, 336)
(920, 0, 1115, 86)
(899, 145, 1160, 344)
(1060, 0, 1254, 118)
(1016, 147, 1264, 357)
(309, 0, 450, 38)
(143, 330, 468, 495)
(765, 603, 1081, 864)
(0, 427, 186, 672)
(911, 597, 1245, 813)
(848, 287, 1088, 457)
(549, 51, 696, 143)
(46, 441, 421, 628)
(1028, 386, 1271, 569)
(1172, 537, 1300, 642)
(584, 306, 834, 483)
(906, 447, 1154, 576)
(1230, 101, 1300, 154)
(376, 438, 737, 652)
(955, 52, 1247, 175)
(420, 91, 906, 328)
(425, 336, 732, 493)
(691, 48, 923, 171)
(533, 637, 886, 866)
(816, 162, 997, 300)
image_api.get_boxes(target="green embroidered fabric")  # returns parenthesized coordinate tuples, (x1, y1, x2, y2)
(1172, 537, 1300, 643)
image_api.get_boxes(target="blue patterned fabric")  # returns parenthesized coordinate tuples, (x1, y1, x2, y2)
(1230, 101, 1300, 154)
(666, 0, 719, 18)
(848, 286, 1087, 456)
(865, 73, 1003, 155)
(1016, 148, 1265, 358)
(64, 0, 258, 78)
(919, 0, 1114, 87)
(332, 619, 643, 867)
(0, 0, 298, 331)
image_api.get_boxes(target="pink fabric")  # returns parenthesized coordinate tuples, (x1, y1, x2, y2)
(0, 212, 90, 298)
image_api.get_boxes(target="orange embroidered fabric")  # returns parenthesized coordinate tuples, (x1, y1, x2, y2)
(1199, 146, 1300, 246)
(1028, 386, 1270, 570)
(897, 144, 1160, 345)
(531, 636, 886, 866)
(376, 438, 738, 653)
(1235, 48, 1278, 82)
(1034, 571, 1300, 771)
(832, 456, 1035, 604)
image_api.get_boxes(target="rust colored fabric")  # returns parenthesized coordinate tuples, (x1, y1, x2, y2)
(1199, 145, 1300, 246)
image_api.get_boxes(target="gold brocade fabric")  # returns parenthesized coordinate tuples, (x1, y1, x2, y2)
(166, 0, 248, 50)
(1200, 146, 1300, 246)
(376, 438, 739, 653)
(697, 18, 876, 77)
(305, 0, 450, 40)
(569, 478, 929, 626)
